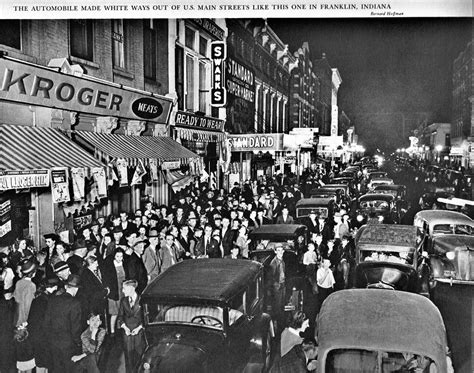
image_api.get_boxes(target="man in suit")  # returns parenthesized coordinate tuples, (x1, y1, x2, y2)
(89, 220, 102, 248)
(256, 208, 270, 227)
(79, 255, 109, 321)
(160, 232, 183, 272)
(142, 230, 161, 281)
(177, 225, 194, 259)
(220, 216, 235, 257)
(125, 241, 148, 295)
(194, 224, 221, 258)
(43, 274, 82, 373)
(304, 210, 319, 238)
(269, 245, 286, 332)
(118, 280, 145, 373)
(276, 206, 295, 225)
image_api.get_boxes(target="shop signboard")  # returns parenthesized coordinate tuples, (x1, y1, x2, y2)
(174, 111, 225, 132)
(0, 56, 173, 124)
(73, 214, 93, 231)
(0, 220, 11, 238)
(0, 169, 50, 191)
(211, 41, 226, 107)
(228, 133, 284, 152)
(161, 161, 181, 170)
(225, 57, 255, 133)
(0, 199, 11, 225)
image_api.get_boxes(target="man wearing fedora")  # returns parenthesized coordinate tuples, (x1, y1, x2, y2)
(142, 230, 161, 281)
(43, 274, 82, 373)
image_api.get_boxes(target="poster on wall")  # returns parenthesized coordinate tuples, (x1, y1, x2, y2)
(116, 159, 129, 187)
(92, 167, 107, 198)
(71, 168, 86, 201)
(51, 168, 70, 204)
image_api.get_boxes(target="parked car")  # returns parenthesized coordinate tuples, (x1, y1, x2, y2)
(354, 193, 398, 225)
(373, 184, 407, 200)
(368, 177, 394, 191)
(139, 259, 274, 373)
(309, 185, 351, 206)
(248, 224, 307, 313)
(317, 289, 449, 372)
(353, 224, 427, 294)
(295, 197, 335, 222)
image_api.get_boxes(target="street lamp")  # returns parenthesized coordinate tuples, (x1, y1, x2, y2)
(435, 145, 443, 163)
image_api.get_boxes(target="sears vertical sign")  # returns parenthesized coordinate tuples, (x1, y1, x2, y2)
(210, 41, 226, 107)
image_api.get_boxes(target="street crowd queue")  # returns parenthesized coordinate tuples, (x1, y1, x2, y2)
(0, 165, 359, 373)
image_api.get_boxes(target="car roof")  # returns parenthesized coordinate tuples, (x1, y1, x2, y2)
(296, 197, 334, 207)
(415, 210, 474, 225)
(249, 224, 307, 239)
(359, 193, 394, 202)
(141, 259, 262, 305)
(373, 184, 405, 190)
(356, 224, 419, 248)
(318, 289, 447, 370)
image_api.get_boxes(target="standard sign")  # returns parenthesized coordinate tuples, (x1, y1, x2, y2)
(0, 57, 173, 123)
(228, 134, 283, 152)
(0, 169, 50, 190)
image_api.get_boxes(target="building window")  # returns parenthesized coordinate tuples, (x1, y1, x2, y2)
(143, 20, 157, 80)
(0, 20, 21, 49)
(176, 22, 212, 115)
(176, 46, 184, 110)
(112, 19, 125, 69)
(70, 20, 93, 61)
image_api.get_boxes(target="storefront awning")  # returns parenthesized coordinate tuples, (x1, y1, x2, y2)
(0, 124, 104, 171)
(74, 131, 199, 167)
(174, 127, 226, 142)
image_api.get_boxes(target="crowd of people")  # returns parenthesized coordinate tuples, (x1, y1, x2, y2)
(0, 162, 361, 373)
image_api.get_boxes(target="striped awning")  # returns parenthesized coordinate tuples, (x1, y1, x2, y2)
(174, 127, 226, 142)
(0, 124, 104, 171)
(74, 131, 199, 167)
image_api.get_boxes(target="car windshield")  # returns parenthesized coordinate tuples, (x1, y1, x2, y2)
(255, 240, 295, 251)
(361, 249, 413, 265)
(144, 302, 244, 330)
(297, 207, 328, 218)
(326, 349, 438, 372)
(360, 200, 389, 210)
(433, 224, 473, 235)
(376, 190, 398, 198)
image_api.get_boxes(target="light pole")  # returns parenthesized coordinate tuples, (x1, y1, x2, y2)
(435, 145, 443, 164)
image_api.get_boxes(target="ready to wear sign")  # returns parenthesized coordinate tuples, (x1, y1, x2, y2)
(0, 56, 173, 123)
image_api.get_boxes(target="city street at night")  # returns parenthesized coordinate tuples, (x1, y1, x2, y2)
(0, 11, 473, 373)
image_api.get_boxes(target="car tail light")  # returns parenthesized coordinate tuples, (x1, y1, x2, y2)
(446, 251, 455, 260)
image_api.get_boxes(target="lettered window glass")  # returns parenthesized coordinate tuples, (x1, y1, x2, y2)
(70, 20, 93, 61)
(112, 19, 125, 68)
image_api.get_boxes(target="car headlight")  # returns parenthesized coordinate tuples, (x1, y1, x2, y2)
(143, 362, 151, 371)
(378, 216, 384, 222)
(357, 215, 364, 222)
(446, 251, 456, 260)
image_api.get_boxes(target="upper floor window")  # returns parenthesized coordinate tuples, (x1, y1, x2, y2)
(112, 19, 125, 69)
(0, 20, 21, 49)
(70, 20, 93, 61)
(144, 20, 157, 80)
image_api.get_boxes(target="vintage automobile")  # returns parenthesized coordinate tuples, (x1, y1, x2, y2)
(367, 176, 394, 191)
(308, 184, 351, 206)
(414, 210, 474, 246)
(295, 197, 335, 222)
(317, 289, 449, 372)
(428, 234, 474, 284)
(373, 184, 407, 200)
(354, 193, 398, 226)
(248, 224, 307, 312)
(353, 224, 427, 294)
(139, 259, 274, 373)
(367, 170, 388, 180)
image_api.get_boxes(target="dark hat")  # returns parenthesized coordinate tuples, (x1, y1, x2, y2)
(90, 220, 99, 227)
(72, 239, 88, 251)
(20, 259, 37, 274)
(65, 274, 81, 288)
(44, 277, 60, 288)
(53, 261, 69, 273)
(112, 226, 123, 234)
(44, 233, 59, 241)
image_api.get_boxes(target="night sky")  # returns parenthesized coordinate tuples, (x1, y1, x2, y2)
(268, 18, 472, 153)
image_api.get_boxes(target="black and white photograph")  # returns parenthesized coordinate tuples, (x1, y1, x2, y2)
(0, 3, 472, 373)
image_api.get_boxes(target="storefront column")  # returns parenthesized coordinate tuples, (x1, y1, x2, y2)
(254, 83, 261, 133)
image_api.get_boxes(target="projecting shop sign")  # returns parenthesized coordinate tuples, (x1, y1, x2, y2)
(228, 134, 284, 152)
(0, 170, 50, 191)
(175, 111, 225, 132)
(211, 41, 226, 107)
(0, 56, 173, 123)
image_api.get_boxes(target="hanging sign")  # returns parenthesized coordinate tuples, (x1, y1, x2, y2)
(161, 161, 181, 170)
(210, 41, 226, 107)
(51, 168, 70, 203)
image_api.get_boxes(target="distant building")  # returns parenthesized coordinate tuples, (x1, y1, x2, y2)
(451, 40, 473, 169)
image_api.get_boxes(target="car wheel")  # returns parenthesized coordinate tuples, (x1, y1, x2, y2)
(262, 330, 273, 372)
